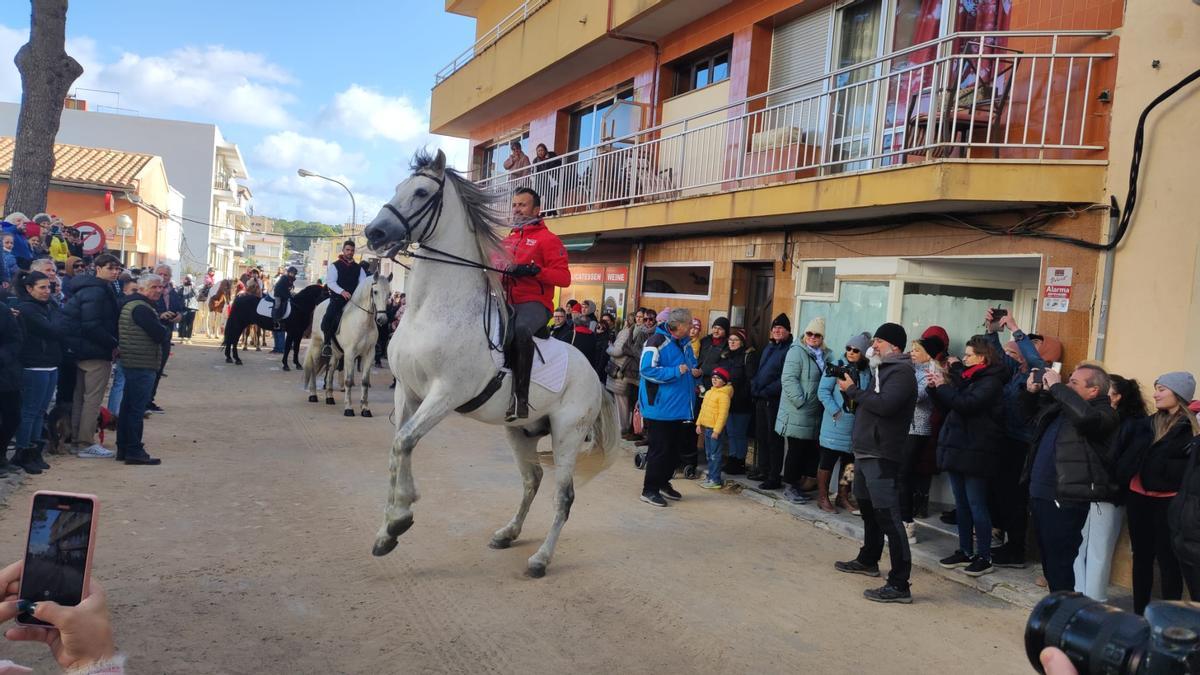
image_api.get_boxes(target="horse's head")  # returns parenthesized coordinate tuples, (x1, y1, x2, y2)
(365, 149, 447, 254)
(368, 264, 393, 327)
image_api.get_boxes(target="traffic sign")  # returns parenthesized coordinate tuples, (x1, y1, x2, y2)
(74, 221, 107, 256)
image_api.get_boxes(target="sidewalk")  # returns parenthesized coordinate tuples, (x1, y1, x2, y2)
(722, 474, 1132, 610)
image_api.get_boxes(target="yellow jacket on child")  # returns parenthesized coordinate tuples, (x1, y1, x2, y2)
(696, 384, 733, 434)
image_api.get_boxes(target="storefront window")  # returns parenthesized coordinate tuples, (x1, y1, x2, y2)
(798, 281, 889, 347)
(901, 282, 1013, 356)
(641, 263, 711, 300)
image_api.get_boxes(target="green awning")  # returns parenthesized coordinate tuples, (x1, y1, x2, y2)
(562, 235, 598, 252)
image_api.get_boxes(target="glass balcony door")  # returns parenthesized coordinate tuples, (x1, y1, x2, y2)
(828, 0, 886, 172)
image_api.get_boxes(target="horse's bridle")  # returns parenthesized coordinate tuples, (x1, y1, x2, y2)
(345, 276, 389, 324)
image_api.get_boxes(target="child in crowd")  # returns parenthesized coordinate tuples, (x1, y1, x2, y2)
(696, 367, 733, 489)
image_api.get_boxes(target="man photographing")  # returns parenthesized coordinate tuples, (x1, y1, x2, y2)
(321, 240, 368, 358)
(501, 187, 570, 420)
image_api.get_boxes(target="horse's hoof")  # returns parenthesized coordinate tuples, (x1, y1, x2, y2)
(235, 360, 243, 366)
(372, 537, 398, 557)
(325, 398, 335, 405)
(344, 409, 355, 417)
(386, 515, 414, 538)
(225, 357, 233, 363)
(307, 395, 318, 403)
(282, 364, 290, 371)
(361, 409, 373, 418)
(488, 537, 512, 550)
(254, 347, 261, 351)
(525, 563, 547, 579)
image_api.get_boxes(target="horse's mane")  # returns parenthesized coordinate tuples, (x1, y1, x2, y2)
(410, 149, 510, 320)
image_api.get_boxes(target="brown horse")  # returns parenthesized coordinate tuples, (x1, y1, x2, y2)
(206, 279, 233, 337)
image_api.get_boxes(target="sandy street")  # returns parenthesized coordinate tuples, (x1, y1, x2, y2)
(0, 338, 1035, 674)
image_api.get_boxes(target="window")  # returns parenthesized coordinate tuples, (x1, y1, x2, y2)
(798, 281, 890, 346)
(641, 263, 712, 300)
(674, 42, 732, 95)
(900, 282, 1015, 357)
(799, 261, 837, 296)
(568, 85, 635, 153)
(479, 131, 530, 180)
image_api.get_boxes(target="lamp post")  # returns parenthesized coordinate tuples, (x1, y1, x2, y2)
(115, 214, 134, 265)
(297, 168, 356, 240)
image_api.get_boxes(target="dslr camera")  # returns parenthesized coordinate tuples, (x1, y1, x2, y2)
(1026, 592, 1199, 674)
(825, 362, 852, 380)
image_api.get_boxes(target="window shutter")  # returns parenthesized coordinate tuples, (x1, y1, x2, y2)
(767, 7, 834, 108)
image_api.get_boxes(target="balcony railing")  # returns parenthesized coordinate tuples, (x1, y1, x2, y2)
(435, 0, 552, 85)
(478, 30, 1113, 217)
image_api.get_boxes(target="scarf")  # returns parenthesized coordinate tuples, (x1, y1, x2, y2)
(962, 363, 987, 380)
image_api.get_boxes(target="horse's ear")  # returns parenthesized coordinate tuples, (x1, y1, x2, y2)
(431, 149, 447, 176)
(387, 272, 393, 282)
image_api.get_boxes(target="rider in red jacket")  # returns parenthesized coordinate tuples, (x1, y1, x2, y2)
(502, 187, 571, 420)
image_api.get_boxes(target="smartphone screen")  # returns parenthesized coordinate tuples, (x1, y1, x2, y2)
(18, 492, 97, 626)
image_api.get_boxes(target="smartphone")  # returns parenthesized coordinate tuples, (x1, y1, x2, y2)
(17, 491, 99, 626)
(1050, 361, 1063, 374)
(991, 306, 1008, 321)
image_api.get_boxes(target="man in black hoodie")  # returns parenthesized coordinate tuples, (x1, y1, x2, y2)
(834, 322, 918, 604)
(60, 254, 122, 457)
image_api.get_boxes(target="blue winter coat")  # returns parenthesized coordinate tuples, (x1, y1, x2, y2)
(638, 324, 699, 422)
(0, 222, 32, 261)
(750, 335, 793, 400)
(817, 361, 872, 453)
(983, 331, 1046, 442)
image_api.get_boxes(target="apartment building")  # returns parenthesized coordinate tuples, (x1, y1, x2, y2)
(0, 102, 252, 280)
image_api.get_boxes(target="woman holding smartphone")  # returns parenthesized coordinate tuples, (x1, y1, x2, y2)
(12, 271, 64, 474)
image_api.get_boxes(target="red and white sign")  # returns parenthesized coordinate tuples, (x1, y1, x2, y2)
(570, 266, 605, 283)
(605, 267, 627, 284)
(1042, 266, 1073, 313)
(74, 221, 107, 256)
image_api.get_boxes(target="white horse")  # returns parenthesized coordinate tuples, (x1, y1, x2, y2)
(302, 268, 391, 417)
(363, 149, 618, 577)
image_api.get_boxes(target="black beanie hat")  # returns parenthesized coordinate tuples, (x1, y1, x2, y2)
(712, 316, 731, 331)
(873, 322, 907, 350)
(918, 335, 946, 359)
(771, 313, 791, 331)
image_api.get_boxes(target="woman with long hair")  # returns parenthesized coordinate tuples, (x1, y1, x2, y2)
(719, 328, 759, 477)
(1124, 371, 1200, 614)
(929, 335, 1007, 578)
(1074, 374, 1150, 601)
(11, 271, 64, 474)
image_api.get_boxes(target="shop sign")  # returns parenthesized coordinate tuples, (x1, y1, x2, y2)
(604, 267, 627, 284)
(571, 266, 605, 283)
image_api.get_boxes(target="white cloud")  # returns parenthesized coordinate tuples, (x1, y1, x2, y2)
(250, 173, 364, 225)
(253, 131, 366, 174)
(321, 84, 426, 143)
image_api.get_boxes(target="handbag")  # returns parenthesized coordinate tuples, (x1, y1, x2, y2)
(632, 401, 644, 436)
(605, 358, 627, 381)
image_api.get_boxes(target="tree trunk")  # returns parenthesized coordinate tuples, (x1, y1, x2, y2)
(3, 0, 83, 217)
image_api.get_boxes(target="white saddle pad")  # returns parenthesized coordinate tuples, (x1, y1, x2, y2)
(489, 336, 569, 394)
(256, 296, 290, 320)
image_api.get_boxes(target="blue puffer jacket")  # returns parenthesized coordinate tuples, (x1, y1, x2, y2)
(1, 222, 32, 261)
(750, 335, 793, 400)
(983, 331, 1046, 442)
(817, 360, 872, 453)
(638, 324, 699, 422)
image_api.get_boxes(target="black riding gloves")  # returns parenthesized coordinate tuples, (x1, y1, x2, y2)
(506, 263, 541, 278)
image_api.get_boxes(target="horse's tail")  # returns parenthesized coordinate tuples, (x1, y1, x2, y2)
(591, 386, 620, 462)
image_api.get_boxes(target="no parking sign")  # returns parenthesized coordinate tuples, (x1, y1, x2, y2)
(74, 221, 107, 256)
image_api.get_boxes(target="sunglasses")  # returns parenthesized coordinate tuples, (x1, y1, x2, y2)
(805, 331, 823, 339)
(72, 264, 86, 269)
(845, 347, 861, 354)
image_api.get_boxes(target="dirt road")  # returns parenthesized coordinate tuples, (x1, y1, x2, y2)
(0, 339, 1035, 673)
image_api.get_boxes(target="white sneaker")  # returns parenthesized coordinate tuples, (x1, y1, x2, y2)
(905, 521, 918, 544)
(77, 444, 115, 459)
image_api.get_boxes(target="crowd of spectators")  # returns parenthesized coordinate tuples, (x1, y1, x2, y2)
(561, 294, 1200, 608)
(0, 212, 202, 475)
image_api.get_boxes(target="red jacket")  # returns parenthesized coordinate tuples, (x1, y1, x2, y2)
(501, 219, 570, 311)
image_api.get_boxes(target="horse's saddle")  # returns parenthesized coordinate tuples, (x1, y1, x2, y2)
(256, 295, 290, 320)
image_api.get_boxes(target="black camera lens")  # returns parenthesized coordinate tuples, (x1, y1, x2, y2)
(1026, 592, 1151, 674)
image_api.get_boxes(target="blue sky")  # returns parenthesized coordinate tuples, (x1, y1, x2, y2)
(0, 1, 476, 224)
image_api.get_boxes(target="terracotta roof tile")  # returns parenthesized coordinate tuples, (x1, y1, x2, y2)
(0, 136, 156, 190)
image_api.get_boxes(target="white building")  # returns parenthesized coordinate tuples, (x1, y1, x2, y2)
(0, 102, 250, 280)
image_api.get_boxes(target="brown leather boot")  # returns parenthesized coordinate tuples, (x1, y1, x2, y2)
(835, 483, 855, 512)
(816, 469, 837, 513)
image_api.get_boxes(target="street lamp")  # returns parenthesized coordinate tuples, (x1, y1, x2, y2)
(115, 214, 134, 265)
(297, 168, 356, 239)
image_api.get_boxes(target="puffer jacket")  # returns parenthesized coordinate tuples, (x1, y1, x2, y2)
(929, 362, 1007, 477)
(696, 384, 733, 434)
(0, 305, 22, 392)
(638, 324, 698, 422)
(845, 352, 918, 463)
(750, 335, 792, 400)
(984, 330, 1046, 442)
(719, 346, 759, 414)
(1168, 437, 1200, 566)
(1020, 385, 1120, 502)
(59, 274, 119, 361)
(816, 360, 871, 453)
(776, 342, 832, 439)
(15, 297, 63, 368)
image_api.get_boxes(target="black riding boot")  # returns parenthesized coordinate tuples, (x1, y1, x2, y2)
(12, 447, 42, 474)
(506, 339, 535, 422)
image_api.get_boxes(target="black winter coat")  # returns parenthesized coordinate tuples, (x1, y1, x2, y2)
(1134, 416, 1195, 493)
(930, 362, 1006, 477)
(846, 353, 918, 463)
(1112, 415, 1153, 500)
(1168, 437, 1200, 566)
(750, 336, 792, 400)
(15, 298, 63, 369)
(0, 306, 22, 392)
(60, 274, 119, 361)
(1020, 385, 1120, 502)
(720, 347, 759, 414)
(697, 335, 726, 380)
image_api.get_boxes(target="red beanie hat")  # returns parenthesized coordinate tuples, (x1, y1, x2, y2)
(712, 367, 731, 382)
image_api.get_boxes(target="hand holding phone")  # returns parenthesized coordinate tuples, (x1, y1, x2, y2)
(2, 564, 117, 671)
(16, 492, 98, 627)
